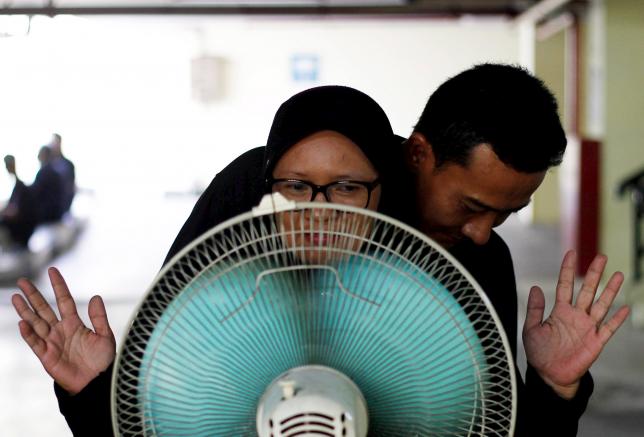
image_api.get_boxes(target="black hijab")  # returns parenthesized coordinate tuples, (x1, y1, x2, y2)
(164, 85, 407, 265)
(261, 85, 400, 187)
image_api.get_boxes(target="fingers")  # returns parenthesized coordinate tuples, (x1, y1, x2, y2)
(575, 254, 608, 312)
(524, 286, 546, 333)
(12, 293, 52, 339)
(17, 320, 48, 359)
(555, 250, 576, 304)
(88, 295, 113, 338)
(48, 267, 79, 320)
(16, 277, 59, 325)
(598, 305, 630, 345)
(590, 271, 625, 323)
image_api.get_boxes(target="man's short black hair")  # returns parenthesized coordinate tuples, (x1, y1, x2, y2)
(414, 63, 567, 173)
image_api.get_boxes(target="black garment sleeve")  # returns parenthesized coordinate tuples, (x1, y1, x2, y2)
(54, 365, 114, 437)
(54, 147, 267, 436)
(514, 365, 594, 437)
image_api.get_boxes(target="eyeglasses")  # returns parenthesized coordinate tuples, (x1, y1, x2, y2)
(270, 178, 381, 208)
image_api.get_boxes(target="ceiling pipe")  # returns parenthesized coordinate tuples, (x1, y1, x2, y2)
(0, 3, 523, 17)
(514, 0, 573, 23)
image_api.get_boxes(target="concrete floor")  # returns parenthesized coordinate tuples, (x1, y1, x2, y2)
(1, 196, 643, 436)
(0, 193, 194, 437)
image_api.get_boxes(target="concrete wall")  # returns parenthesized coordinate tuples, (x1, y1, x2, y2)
(0, 15, 518, 199)
(602, 0, 644, 281)
(533, 29, 566, 226)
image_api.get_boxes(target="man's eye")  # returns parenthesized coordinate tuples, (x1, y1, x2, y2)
(462, 203, 483, 213)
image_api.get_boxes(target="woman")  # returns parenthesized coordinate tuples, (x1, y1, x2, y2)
(11, 85, 410, 436)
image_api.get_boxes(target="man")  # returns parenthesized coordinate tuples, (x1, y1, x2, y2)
(163, 64, 627, 435)
(401, 63, 629, 435)
(49, 133, 76, 214)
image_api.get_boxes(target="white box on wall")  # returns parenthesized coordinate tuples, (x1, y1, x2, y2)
(191, 55, 226, 103)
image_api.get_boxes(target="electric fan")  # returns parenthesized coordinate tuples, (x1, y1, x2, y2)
(112, 194, 516, 436)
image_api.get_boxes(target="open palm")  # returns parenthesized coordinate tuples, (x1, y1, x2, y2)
(523, 251, 630, 399)
(12, 267, 116, 395)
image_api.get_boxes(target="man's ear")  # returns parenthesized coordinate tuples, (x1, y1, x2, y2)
(405, 132, 435, 172)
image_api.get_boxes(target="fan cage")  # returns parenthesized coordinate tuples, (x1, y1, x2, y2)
(112, 200, 516, 437)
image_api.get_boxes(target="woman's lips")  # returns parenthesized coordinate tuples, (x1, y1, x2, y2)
(306, 233, 328, 245)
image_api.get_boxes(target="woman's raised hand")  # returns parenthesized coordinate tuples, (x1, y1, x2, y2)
(11, 267, 116, 395)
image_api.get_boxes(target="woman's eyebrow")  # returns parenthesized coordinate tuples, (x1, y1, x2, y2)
(275, 171, 307, 179)
(276, 172, 375, 180)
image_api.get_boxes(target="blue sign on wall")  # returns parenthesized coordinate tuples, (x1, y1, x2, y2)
(290, 53, 320, 82)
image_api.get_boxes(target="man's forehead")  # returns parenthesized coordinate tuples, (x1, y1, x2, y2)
(449, 148, 546, 209)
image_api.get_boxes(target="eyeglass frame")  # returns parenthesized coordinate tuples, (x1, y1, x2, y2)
(268, 177, 381, 207)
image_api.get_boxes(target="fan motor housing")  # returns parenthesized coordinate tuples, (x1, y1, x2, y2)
(256, 365, 368, 437)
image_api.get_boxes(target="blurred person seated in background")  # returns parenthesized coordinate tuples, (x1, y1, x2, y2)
(0, 147, 66, 249)
(0, 155, 37, 248)
(34, 145, 67, 224)
(49, 133, 76, 214)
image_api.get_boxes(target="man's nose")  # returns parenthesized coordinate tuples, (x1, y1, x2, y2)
(461, 213, 496, 246)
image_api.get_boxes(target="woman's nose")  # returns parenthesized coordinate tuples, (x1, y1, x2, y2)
(311, 191, 330, 217)
(312, 191, 328, 203)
